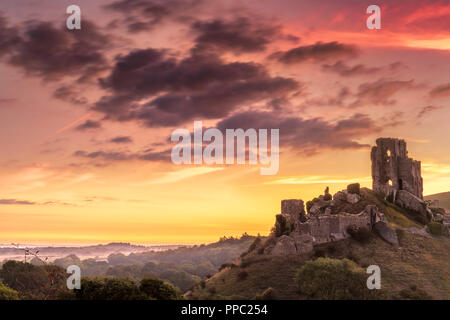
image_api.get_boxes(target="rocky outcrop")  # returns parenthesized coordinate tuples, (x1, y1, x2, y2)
(373, 221, 399, 245)
(271, 235, 297, 255)
(395, 190, 432, 222)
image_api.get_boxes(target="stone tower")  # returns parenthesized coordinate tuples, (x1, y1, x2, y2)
(371, 138, 423, 199)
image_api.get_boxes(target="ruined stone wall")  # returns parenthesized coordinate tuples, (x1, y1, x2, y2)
(371, 138, 423, 199)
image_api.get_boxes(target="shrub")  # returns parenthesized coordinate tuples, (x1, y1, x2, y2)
(295, 258, 381, 300)
(427, 222, 445, 236)
(237, 270, 248, 281)
(347, 226, 372, 243)
(254, 287, 276, 300)
(139, 277, 182, 300)
(306, 201, 314, 213)
(0, 282, 19, 300)
(347, 183, 360, 194)
(274, 214, 293, 237)
(0, 260, 68, 299)
(306, 198, 320, 213)
(76, 277, 145, 300)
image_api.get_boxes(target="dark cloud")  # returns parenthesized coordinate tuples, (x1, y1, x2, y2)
(0, 199, 36, 205)
(99, 50, 267, 96)
(73, 148, 170, 162)
(217, 111, 381, 155)
(191, 17, 281, 54)
(133, 76, 299, 127)
(110, 136, 133, 144)
(104, 0, 203, 32)
(53, 86, 88, 105)
(429, 83, 450, 98)
(0, 18, 111, 82)
(349, 78, 416, 108)
(94, 49, 299, 126)
(272, 41, 358, 64)
(75, 120, 102, 131)
(0, 198, 75, 206)
(322, 61, 381, 77)
(417, 105, 441, 118)
(0, 13, 21, 56)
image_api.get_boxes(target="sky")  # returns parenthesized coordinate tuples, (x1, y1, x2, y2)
(0, 0, 449, 245)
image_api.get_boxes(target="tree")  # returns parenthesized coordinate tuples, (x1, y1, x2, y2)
(139, 277, 182, 300)
(0, 282, 19, 300)
(295, 258, 383, 300)
(0, 260, 68, 299)
(75, 277, 145, 300)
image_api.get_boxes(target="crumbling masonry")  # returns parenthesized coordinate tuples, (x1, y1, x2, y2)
(371, 138, 423, 199)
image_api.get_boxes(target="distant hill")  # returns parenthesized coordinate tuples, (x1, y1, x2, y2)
(425, 192, 450, 210)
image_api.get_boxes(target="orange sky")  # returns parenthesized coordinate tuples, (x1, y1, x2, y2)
(0, 0, 449, 245)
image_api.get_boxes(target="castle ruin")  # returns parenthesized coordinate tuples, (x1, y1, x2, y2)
(371, 138, 423, 199)
(263, 137, 434, 256)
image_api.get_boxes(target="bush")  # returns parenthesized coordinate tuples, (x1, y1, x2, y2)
(139, 277, 182, 300)
(306, 198, 320, 213)
(347, 183, 360, 195)
(0, 282, 19, 300)
(347, 226, 372, 243)
(76, 277, 145, 300)
(295, 258, 381, 300)
(237, 270, 248, 281)
(254, 287, 276, 300)
(427, 222, 445, 236)
(274, 214, 293, 237)
(0, 260, 68, 299)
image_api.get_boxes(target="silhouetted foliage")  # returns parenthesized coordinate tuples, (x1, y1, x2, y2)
(347, 183, 361, 195)
(75, 277, 145, 300)
(139, 277, 182, 300)
(0, 282, 19, 300)
(296, 258, 382, 300)
(0, 260, 68, 299)
(347, 226, 372, 243)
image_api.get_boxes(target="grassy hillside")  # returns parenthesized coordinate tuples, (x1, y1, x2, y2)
(187, 232, 450, 300)
(187, 188, 450, 300)
(425, 192, 450, 210)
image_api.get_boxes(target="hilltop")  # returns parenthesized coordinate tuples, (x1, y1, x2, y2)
(425, 192, 450, 212)
(187, 187, 450, 300)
